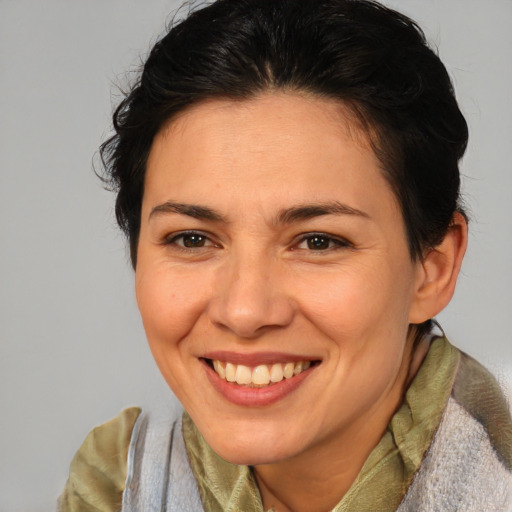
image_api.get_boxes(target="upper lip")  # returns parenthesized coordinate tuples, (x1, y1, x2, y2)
(202, 351, 320, 366)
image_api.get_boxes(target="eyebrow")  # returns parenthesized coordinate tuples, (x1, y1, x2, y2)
(148, 200, 370, 224)
(275, 201, 370, 225)
(149, 201, 227, 222)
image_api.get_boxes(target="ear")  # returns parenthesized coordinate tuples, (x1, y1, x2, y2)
(409, 212, 468, 324)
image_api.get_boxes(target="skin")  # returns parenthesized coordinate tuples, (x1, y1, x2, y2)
(135, 93, 467, 512)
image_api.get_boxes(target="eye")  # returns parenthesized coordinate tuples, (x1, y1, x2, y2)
(179, 233, 207, 248)
(164, 231, 216, 250)
(295, 233, 351, 251)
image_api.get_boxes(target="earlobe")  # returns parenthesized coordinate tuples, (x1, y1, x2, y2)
(409, 212, 468, 324)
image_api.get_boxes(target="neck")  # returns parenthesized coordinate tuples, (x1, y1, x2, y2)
(253, 412, 388, 512)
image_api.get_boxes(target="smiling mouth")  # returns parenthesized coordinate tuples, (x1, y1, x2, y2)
(204, 359, 318, 387)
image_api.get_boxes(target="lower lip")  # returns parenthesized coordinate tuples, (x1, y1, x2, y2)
(203, 361, 316, 406)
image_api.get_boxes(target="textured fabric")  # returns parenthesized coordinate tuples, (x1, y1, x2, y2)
(183, 336, 459, 512)
(397, 349, 512, 511)
(452, 352, 512, 471)
(183, 413, 264, 512)
(397, 397, 512, 511)
(58, 407, 141, 512)
(121, 413, 204, 512)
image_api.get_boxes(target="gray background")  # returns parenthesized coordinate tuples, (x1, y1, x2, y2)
(1, 1, 511, 510)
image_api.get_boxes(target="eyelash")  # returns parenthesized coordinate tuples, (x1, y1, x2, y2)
(162, 230, 352, 253)
(163, 230, 218, 251)
(293, 232, 353, 252)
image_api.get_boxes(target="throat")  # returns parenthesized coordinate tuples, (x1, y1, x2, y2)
(252, 443, 366, 512)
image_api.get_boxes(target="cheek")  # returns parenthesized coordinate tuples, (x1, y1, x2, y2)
(293, 260, 414, 343)
(135, 266, 210, 350)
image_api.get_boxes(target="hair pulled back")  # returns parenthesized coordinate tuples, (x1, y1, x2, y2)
(100, 0, 468, 270)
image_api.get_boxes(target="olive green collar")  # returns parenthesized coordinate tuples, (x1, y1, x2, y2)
(183, 337, 460, 512)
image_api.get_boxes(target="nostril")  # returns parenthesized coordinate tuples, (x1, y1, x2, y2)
(207, 291, 295, 339)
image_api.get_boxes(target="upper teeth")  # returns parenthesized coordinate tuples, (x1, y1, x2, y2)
(212, 360, 311, 387)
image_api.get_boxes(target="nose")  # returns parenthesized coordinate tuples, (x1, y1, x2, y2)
(207, 251, 295, 339)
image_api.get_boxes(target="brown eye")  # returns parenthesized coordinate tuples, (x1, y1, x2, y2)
(294, 233, 352, 252)
(306, 235, 332, 250)
(165, 231, 215, 249)
(181, 234, 207, 248)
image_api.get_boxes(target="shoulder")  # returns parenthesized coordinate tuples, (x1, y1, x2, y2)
(399, 349, 512, 511)
(452, 351, 512, 470)
(58, 407, 142, 512)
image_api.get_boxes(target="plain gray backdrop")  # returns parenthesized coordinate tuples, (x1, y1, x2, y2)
(1, 1, 511, 510)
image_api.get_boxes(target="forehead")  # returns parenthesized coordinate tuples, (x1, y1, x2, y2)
(144, 93, 397, 220)
(155, 92, 372, 158)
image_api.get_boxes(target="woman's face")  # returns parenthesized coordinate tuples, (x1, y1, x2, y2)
(136, 93, 424, 465)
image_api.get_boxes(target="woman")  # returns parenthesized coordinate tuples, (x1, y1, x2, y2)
(59, 0, 512, 510)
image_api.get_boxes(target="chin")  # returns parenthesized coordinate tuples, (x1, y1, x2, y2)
(214, 443, 292, 466)
(203, 425, 303, 466)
